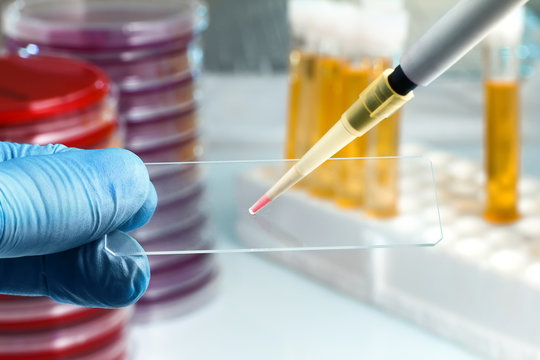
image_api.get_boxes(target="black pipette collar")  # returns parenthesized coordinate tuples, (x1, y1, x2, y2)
(388, 65, 417, 96)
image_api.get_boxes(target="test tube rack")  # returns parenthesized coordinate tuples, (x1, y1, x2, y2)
(235, 145, 540, 360)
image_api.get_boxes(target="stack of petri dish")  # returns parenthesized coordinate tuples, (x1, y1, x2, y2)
(2, 0, 218, 321)
(0, 296, 131, 360)
(0, 55, 119, 148)
(0, 55, 130, 359)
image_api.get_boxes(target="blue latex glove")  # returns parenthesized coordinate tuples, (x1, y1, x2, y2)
(0, 142, 157, 308)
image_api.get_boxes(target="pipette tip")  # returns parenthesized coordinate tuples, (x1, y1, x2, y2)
(248, 195, 272, 215)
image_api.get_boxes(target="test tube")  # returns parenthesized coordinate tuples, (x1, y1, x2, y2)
(365, 57, 401, 218)
(333, 0, 408, 212)
(334, 57, 372, 207)
(308, 2, 344, 198)
(285, 1, 314, 160)
(288, 1, 323, 164)
(308, 55, 343, 198)
(293, 53, 319, 159)
(284, 50, 302, 159)
(483, 9, 524, 224)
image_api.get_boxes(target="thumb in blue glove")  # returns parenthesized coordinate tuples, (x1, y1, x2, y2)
(0, 142, 157, 308)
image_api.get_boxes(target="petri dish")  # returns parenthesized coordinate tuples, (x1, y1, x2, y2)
(124, 101, 198, 148)
(134, 270, 218, 323)
(3, 0, 207, 49)
(0, 55, 118, 147)
(145, 254, 216, 300)
(118, 71, 196, 114)
(127, 132, 199, 163)
(0, 297, 106, 332)
(0, 308, 131, 359)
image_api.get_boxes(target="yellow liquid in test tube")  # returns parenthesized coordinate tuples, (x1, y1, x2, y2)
(484, 80, 520, 223)
(335, 61, 372, 208)
(284, 50, 302, 159)
(365, 111, 401, 218)
(294, 53, 318, 159)
(365, 58, 400, 218)
(309, 56, 343, 198)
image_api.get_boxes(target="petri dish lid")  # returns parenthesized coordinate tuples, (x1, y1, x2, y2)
(3, 0, 207, 49)
(32, 121, 117, 148)
(0, 297, 107, 331)
(122, 98, 197, 125)
(0, 55, 110, 124)
(0, 308, 130, 358)
(144, 256, 216, 301)
(74, 335, 127, 360)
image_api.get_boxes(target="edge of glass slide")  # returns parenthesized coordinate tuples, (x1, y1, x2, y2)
(105, 156, 443, 256)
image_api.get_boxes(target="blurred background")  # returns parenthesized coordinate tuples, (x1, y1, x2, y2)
(200, 0, 540, 165)
(0, 0, 539, 359)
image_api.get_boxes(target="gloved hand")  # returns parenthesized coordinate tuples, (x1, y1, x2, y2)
(0, 142, 157, 308)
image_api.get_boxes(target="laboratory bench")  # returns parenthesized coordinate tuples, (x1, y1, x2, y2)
(133, 236, 480, 360)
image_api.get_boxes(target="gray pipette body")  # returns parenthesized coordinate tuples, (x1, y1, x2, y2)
(400, 0, 529, 87)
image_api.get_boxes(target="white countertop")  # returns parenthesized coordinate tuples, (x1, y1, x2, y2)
(133, 240, 479, 360)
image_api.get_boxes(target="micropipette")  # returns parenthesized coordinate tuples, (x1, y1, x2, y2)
(249, 0, 529, 215)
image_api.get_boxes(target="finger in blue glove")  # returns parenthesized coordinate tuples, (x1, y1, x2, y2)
(0, 143, 157, 256)
(0, 142, 157, 307)
(0, 232, 149, 308)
